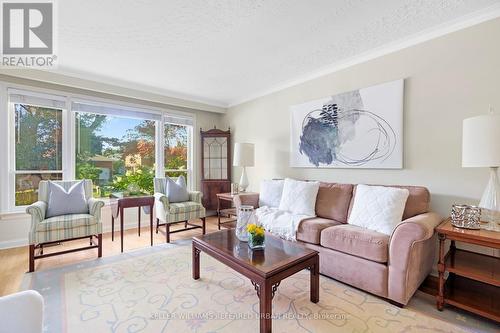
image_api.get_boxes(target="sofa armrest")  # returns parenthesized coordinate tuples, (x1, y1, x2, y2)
(189, 191, 203, 204)
(389, 212, 442, 255)
(0, 290, 44, 333)
(233, 193, 260, 212)
(388, 212, 442, 304)
(88, 198, 105, 221)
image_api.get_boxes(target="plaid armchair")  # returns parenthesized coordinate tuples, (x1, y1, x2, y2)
(154, 177, 206, 242)
(26, 180, 104, 272)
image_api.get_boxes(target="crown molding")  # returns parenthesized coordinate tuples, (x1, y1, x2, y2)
(0, 68, 228, 113)
(228, 4, 500, 108)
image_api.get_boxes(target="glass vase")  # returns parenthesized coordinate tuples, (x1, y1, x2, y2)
(248, 232, 265, 250)
(236, 205, 254, 242)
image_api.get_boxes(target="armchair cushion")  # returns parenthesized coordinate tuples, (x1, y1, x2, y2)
(169, 201, 203, 214)
(30, 214, 101, 244)
(46, 181, 88, 218)
(35, 214, 97, 232)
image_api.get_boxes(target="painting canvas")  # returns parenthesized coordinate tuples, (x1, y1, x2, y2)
(290, 79, 404, 169)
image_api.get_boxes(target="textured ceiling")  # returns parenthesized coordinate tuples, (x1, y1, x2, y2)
(57, 0, 500, 107)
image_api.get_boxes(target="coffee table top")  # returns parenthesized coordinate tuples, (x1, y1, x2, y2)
(193, 229, 318, 278)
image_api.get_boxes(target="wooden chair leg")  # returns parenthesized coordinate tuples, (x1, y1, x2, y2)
(97, 234, 102, 258)
(29, 244, 35, 272)
(184, 221, 188, 228)
(166, 223, 170, 243)
(202, 217, 206, 235)
(156, 218, 159, 234)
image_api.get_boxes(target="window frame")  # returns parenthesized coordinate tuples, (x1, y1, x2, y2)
(163, 121, 194, 188)
(1, 83, 196, 213)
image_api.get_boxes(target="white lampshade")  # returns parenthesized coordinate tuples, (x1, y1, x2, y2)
(462, 114, 500, 167)
(233, 143, 255, 167)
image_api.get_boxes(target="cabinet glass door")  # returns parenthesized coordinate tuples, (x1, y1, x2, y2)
(203, 137, 228, 179)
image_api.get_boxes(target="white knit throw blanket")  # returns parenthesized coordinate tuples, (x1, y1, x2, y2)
(255, 206, 313, 241)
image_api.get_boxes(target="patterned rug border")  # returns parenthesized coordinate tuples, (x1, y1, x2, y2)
(21, 240, 192, 333)
(20, 240, 496, 333)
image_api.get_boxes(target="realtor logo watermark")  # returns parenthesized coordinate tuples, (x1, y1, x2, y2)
(1, 1, 57, 67)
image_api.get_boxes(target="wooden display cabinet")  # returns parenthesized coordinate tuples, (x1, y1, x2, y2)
(200, 128, 231, 210)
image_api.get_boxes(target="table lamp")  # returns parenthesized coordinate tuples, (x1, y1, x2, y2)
(462, 109, 500, 223)
(233, 143, 254, 192)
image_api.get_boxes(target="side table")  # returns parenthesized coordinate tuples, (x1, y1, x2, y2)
(216, 192, 259, 230)
(436, 218, 500, 322)
(110, 192, 155, 253)
(215, 193, 238, 230)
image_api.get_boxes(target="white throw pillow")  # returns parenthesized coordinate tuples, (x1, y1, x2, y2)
(46, 181, 89, 218)
(259, 179, 284, 208)
(278, 178, 319, 216)
(348, 184, 409, 235)
(165, 175, 189, 203)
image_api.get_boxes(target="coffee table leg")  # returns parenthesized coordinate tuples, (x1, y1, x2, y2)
(310, 255, 319, 303)
(192, 244, 200, 280)
(259, 281, 272, 333)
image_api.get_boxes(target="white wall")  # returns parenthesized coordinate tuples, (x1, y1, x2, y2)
(0, 74, 224, 248)
(224, 19, 500, 255)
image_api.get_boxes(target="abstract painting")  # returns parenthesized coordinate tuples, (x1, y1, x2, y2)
(290, 79, 404, 168)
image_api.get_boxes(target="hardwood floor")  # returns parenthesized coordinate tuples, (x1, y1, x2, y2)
(0, 216, 227, 297)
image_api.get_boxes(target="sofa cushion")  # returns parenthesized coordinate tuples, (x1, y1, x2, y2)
(320, 224, 390, 263)
(348, 185, 430, 220)
(297, 217, 342, 245)
(315, 182, 353, 223)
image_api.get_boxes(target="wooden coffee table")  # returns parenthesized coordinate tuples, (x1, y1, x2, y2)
(192, 230, 319, 333)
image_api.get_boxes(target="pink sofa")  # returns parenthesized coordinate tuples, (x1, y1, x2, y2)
(234, 182, 442, 306)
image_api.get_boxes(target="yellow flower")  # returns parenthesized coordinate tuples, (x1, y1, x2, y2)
(247, 224, 257, 233)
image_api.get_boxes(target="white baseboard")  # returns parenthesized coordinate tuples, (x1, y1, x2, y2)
(0, 221, 146, 249)
(0, 238, 28, 249)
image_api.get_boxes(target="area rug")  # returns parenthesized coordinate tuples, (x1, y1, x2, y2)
(22, 242, 488, 333)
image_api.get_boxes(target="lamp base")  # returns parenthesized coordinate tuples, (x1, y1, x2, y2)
(479, 167, 500, 224)
(239, 167, 249, 192)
